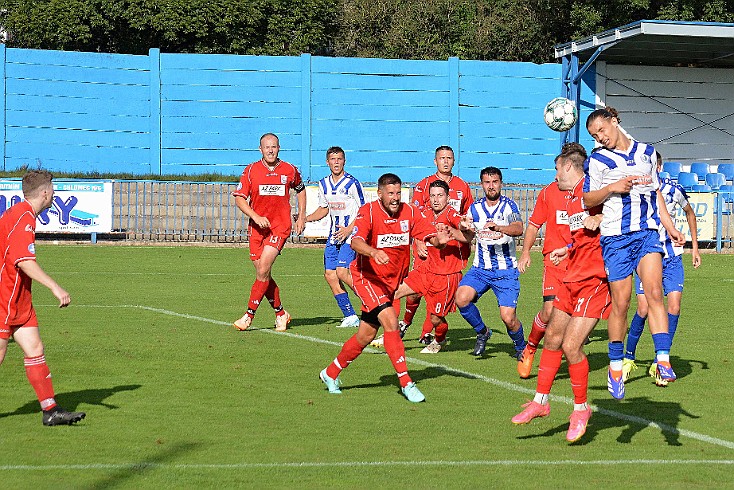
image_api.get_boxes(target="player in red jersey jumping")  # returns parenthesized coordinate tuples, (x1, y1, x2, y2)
(516, 153, 575, 378)
(319, 173, 451, 403)
(232, 133, 306, 332)
(395, 146, 473, 341)
(0, 170, 85, 426)
(511, 143, 610, 443)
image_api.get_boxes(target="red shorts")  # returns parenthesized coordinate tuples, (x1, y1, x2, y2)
(554, 277, 611, 319)
(248, 226, 288, 261)
(403, 269, 461, 318)
(542, 263, 566, 299)
(352, 275, 396, 313)
(0, 308, 38, 340)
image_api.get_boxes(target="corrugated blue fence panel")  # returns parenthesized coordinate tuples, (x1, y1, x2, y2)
(1, 48, 599, 183)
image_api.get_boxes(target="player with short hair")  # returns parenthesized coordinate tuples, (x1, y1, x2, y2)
(516, 145, 580, 378)
(305, 146, 365, 328)
(319, 173, 451, 403)
(455, 166, 527, 361)
(584, 107, 685, 399)
(233, 133, 306, 332)
(399, 145, 473, 339)
(622, 152, 701, 386)
(393, 179, 472, 353)
(0, 169, 86, 426)
(511, 143, 609, 443)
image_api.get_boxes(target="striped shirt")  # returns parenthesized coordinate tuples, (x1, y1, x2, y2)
(316, 172, 365, 244)
(584, 141, 661, 237)
(469, 195, 522, 270)
(659, 178, 689, 258)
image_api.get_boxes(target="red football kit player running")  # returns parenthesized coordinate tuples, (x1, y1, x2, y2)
(401, 145, 473, 337)
(512, 143, 610, 444)
(0, 170, 85, 426)
(233, 133, 306, 332)
(517, 170, 574, 378)
(319, 173, 451, 403)
(395, 179, 472, 353)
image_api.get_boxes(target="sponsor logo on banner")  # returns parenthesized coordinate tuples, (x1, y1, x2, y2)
(259, 184, 286, 196)
(376, 233, 409, 248)
(400, 220, 409, 232)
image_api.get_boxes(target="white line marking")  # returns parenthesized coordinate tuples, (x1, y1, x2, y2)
(43, 304, 734, 451)
(1, 459, 732, 471)
(48, 272, 321, 277)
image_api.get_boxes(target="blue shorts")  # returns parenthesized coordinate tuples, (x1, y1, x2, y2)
(600, 229, 663, 283)
(324, 242, 356, 270)
(459, 266, 520, 308)
(634, 254, 685, 296)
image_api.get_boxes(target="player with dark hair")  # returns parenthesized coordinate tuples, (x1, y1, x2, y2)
(233, 133, 306, 332)
(319, 173, 451, 402)
(455, 166, 527, 361)
(393, 179, 472, 353)
(516, 142, 587, 379)
(584, 107, 685, 399)
(622, 152, 701, 385)
(305, 146, 365, 328)
(511, 143, 607, 443)
(0, 170, 86, 426)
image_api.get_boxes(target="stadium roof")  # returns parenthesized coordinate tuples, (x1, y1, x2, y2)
(554, 20, 734, 68)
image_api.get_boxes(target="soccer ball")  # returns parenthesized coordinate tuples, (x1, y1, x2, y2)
(544, 97, 578, 132)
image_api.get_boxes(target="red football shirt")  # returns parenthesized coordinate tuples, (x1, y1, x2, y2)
(0, 200, 37, 326)
(351, 201, 437, 293)
(233, 159, 303, 236)
(422, 206, 469, 275)
(412, 173, 474, 214)
(564, 180, 606, 282)
(528, 181, 573, 268)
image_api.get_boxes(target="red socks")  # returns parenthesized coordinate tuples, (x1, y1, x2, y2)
(403, 296, 420, 325)
(435, 321, 448, 343)
(247, 279, 269, 315)
(536, 348, 563, 395)
(384, 330, 412, 387)
(568, 357, 590, 404)
(326, 335, 364, 380)
(24, 355, 57, 411)
(527, 312, 547, 349)
(265, 279, 285, 315)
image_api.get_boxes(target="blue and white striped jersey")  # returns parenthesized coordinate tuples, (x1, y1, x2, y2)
(469, 195, 522, 270)
(584, 141, 661, 237)
(316, 173, 365, 244)
(659, 178, 689, 258)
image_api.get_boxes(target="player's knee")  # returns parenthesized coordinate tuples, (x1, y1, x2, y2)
(336, 267, 351, 284)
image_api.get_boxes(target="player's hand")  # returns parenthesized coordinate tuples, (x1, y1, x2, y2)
(371, 250, 390, 265)
(252, 214, 270, 228)
(459, 214, 474, 232)
(484, 220, 498, 231)
(518, 253, 531, 273)
(692, 251, 701, 269)
(52, 285, 70, 308)
(607, 176, 636, 194)
(333, 225, 350, 243)
(549, 246, 568, 266)
(670, 229, 686, 247)
(434, 223, 451, 246)
(415, 239, 428, 258)
(293, 216, 306, 236)
(583, 215, 602, 231)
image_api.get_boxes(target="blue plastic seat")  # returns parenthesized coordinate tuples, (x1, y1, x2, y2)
(663, 161, 682, 179)
(658, 171, 671, 180)
(690, 162, 710, 180)
(676, 172, 698, 190)
(717, 163, 734, 182)
(705, 172, 726, 190)
(691, 184, 711, 192)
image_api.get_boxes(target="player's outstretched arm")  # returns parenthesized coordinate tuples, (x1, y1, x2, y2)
(683, 203, 701, 268)
(305, 206, 328, 223)
(17, 260, 70, 308)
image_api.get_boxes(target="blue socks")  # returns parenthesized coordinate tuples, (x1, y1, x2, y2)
(458, 303, 485, 334)
(334, 292, 356, 317)
(652, 332, 672, 356)
(625, 313, 646, 360)
(507, 324, 526, 353)
(668, 313, 680, 344)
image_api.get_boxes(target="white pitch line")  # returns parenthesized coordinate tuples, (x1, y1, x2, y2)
(42, 304, 734, 451)
(1, 459, 732, 471)
(47, 272, 322, 277)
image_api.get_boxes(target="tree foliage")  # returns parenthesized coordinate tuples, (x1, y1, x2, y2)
(0, 0, 733, 61)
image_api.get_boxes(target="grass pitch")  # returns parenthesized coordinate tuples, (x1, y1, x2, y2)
(0, 244, 732, 488)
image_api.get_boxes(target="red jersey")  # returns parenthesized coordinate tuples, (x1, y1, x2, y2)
(528, 181, 573, 268)
(0, 200, 37, 326)
(412, 173, 474, 214)
(422, 206, 469, 275)
(564, 180, 605, 282)
(351, 201, 437, 293)
(233, 159, 303, 236)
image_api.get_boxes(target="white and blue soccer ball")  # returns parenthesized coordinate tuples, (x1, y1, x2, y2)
(544, 97, 578, 132)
